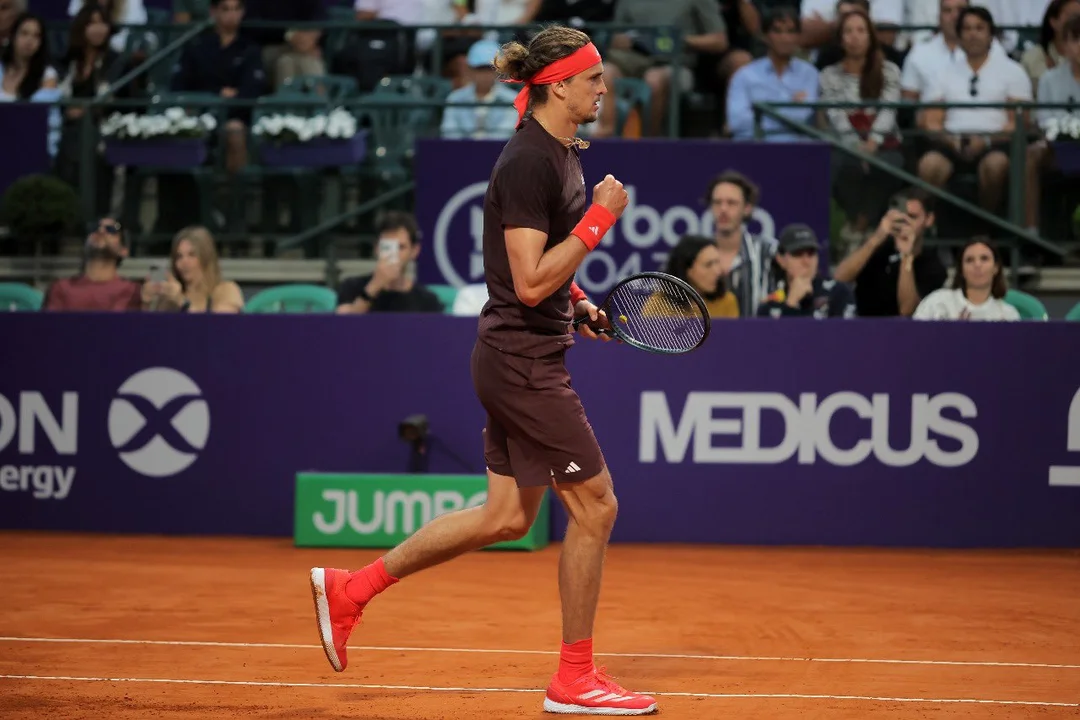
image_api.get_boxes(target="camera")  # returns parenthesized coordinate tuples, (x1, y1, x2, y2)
(398, 414, 429, 443)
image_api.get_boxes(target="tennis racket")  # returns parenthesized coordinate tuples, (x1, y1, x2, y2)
(572, 272, 711, 355)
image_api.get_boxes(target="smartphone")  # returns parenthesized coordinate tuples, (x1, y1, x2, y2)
(149, 264, 166, 283)
(378, 238, 400, 264)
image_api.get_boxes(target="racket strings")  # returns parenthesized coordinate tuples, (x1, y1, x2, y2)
(609, 276, 707, 353)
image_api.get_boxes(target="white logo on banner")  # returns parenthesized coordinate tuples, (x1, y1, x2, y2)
(432, 183, 777, 295)
(0, 390, 78, 500)
(108, 367, 210, 478)
(639, 391, 979, 468)
(1048, 387, 1080, 487)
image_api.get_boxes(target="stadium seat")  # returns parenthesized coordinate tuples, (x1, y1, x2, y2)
(1004, 289, 1049, 321)
(614, 77, 652, 138)
(0, 282, 43, 311)
(244, 284, 338, 313)
(1065, 300, 1080, 321)
(427, 284, 458, 314)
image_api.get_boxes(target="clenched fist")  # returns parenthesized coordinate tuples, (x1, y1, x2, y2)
(592, 174, 628, 219)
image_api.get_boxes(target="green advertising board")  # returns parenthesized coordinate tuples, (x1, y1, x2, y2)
(294, 473, 551, 550)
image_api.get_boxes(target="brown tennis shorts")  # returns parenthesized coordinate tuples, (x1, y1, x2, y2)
(470, 339, 606, 488)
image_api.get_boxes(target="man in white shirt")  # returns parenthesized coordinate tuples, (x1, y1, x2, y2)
(916, 6, 1032, 217)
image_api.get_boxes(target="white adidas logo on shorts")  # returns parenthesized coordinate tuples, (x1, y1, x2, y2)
(565, 462, 581, 473)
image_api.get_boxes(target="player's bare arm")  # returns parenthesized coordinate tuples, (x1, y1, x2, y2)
(504, 175, 628, 307)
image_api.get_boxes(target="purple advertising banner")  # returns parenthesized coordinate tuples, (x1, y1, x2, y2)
(1, 313, 1079, 548)
(0, 104, 51, 197)
(414, 138, 831, 297)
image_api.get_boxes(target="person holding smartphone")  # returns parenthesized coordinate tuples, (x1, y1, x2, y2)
(833, 187, 948, 317)
(335, 211, 445, 314)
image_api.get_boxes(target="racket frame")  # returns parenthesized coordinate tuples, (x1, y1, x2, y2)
(572, 271, 712, 355)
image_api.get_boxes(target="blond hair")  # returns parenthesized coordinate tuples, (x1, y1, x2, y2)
(171, 225, 222, 293)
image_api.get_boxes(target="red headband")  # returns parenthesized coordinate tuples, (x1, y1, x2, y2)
(503, 42, 603, 124)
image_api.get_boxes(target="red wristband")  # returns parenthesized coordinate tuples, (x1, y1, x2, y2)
(569, 281, 587, 306)
(572, 204, 617, 251)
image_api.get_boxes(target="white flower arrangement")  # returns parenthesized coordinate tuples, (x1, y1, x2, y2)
(100, 107, 217, 140)
(1044, 115, 1080, 143)
(252, 107, 358, 144)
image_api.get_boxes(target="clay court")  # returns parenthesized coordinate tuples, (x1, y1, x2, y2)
(1, 532, 1077, 718)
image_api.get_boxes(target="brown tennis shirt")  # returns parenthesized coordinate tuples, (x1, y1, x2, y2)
(476, 118, 587, 358)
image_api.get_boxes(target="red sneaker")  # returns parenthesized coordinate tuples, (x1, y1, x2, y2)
(543, 666, 658, 715)
(309, 567, 363, 672)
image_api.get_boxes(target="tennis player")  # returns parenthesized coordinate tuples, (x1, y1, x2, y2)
(309, 25, 657, 716)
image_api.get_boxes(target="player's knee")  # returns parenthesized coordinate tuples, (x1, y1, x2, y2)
(488, 507, 532, 542)
(577, 483, 618, 533)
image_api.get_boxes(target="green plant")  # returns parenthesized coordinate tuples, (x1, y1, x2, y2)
(0, 174, 82, 241)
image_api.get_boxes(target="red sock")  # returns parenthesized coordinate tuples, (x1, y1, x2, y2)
(557, 638, 594, 684)
(344, 557, 399, 606)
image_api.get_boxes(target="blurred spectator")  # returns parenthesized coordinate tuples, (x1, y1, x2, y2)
(0, 0, 23, 50)
(0, 12, 58, 100)
(440, 38, 519, 139)
(811, 0, 907, 70)
(174, 0, 209, 23)
(68, 0, 149, 54)
(718, 0, 761, 60)
(820, 8, 904, 251)
(726, 7, 819, 141)
(471, 0, 541, 27)
(981, 0, 1053, 55)
(801, 0, 904, 55)
(171, 0, 266, 173)
(901, 0, 1006, 103)
(55, 3, 123, 219)
(355, 0, 421, 24)
(913, 238, 1020, 320)
(1022, 0, 1080, 93)
(663, 235, 740, 318)
(757, 223, 856, 318)
(244, 0, 326, 89)
(534, 0, 615, 28)
(834, 188, 947, 317)
(916, 6, 1031, 218)
(703, 170, 777, 317)
(903, 0, 944, 48)
(333, 0, 418, 92)
(336, 211, 444, 314)
(1027, 14, 1080, 230)
(143, 225, 244, 312)
(601, 0, 730, 137)
(43, 218, 142, 312)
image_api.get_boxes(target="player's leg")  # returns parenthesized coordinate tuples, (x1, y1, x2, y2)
(551, 467, 617, 647)
(380, 468, 548, 578)
(310, 462, 546, 672)
(517, 356, 656, 715)
(308, 341, 544, 673)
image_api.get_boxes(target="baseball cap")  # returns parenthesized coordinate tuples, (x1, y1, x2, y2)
(466, 39, 501, 69)
(777, 223, 819, 253)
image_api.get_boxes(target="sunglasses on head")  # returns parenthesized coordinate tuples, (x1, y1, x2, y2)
(90, 220, 122, 235)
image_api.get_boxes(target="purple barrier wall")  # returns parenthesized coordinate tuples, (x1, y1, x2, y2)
(1, 313, 1078, 548)
(0, 104, 51, 197)
(414, 139, 832, 297)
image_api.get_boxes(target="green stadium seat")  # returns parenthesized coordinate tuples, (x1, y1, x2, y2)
(1065, 300, 1080, 321)
(427, 284, 458, 314)
(0, 282, 43, 311)
(1004, 289, 1049, 321)
(244, 284, 338, 313)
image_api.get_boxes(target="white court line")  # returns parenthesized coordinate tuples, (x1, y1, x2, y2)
(0, 674, 1076, 708)
(2, 636, 1079, 670)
